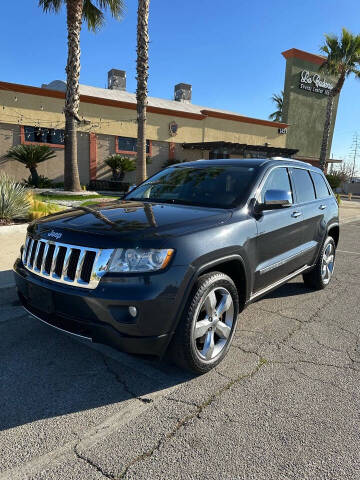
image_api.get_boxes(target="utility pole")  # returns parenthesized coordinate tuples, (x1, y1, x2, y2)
(349, 133, 360, 182)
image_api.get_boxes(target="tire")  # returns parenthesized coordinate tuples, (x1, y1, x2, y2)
(170, 272, 239, 374)
(303, 236, 336, 290)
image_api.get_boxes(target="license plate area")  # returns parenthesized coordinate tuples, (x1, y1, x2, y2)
(28, 283, 54, 314)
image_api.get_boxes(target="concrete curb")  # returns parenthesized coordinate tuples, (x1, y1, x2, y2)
(0, 223, 28, 235)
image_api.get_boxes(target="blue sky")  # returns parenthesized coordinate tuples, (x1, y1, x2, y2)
(1, 0, 360, 164)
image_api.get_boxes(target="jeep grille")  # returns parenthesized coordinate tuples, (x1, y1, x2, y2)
(22, 236, 113, 289)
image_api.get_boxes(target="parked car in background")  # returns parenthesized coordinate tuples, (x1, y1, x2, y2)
(13, 159, 339, 373)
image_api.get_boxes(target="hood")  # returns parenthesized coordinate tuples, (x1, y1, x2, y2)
(30, 200, 232, 246)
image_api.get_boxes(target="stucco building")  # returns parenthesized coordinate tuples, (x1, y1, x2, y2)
(0, 48, 340, 185)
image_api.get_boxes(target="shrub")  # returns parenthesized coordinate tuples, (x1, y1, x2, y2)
(326, 174, 342, 190)
(28, 194, 63, 220)
(23, 175, 53, 188)
(0, 172, 30, 224)
(104, 155, 136, 180)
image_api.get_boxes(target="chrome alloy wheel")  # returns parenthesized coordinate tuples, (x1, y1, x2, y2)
(321, 242, 335, 284)
(192, 287, 235, 361)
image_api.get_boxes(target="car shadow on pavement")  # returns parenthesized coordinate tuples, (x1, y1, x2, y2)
(0, 307, 193, 432)
(262, 281, 312, 299)
(0, 274, 311, 433)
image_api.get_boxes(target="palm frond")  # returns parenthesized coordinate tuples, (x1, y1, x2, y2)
(320, 28, 360, 80)
(83, 0, 105, 31)
(269, 91, 283, 122)
(6, 145, 57, 168)
(83, 0, 125, 30)
(38, 0, 63, 13)
(95, 0, 125, 18)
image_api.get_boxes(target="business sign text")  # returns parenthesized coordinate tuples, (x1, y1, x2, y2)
(299, 70, 334, 96)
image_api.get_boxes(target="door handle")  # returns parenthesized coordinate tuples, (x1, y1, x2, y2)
(319, 204, 327, 210)
(291, 211, 302, 218)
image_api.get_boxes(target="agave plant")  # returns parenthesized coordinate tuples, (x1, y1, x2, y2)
(0, 173, 30, 224)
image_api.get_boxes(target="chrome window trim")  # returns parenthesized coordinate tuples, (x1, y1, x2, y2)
(254, 165, 294, 205)
(22, 236, 113, 289)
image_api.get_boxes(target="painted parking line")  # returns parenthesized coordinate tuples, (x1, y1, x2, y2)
(337, 250, 360, 255)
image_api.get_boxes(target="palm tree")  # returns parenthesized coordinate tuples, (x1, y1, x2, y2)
(135, 0, 150, 185)
(319, 28, 360, 171)
(39, 0, 125, 191)
(269, 91, 283, 122)
(6, 145, 56, 187)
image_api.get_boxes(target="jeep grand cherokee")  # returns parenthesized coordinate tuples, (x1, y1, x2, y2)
(13, 159, 339, 373)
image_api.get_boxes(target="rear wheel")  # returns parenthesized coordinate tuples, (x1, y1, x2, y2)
(170, 272, 239, 374)
(303, 236, 336, 290)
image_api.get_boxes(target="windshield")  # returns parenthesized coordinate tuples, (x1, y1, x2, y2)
(125, 165, 258, 208)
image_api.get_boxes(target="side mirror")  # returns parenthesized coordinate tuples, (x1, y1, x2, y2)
(258, 189, 292, 211)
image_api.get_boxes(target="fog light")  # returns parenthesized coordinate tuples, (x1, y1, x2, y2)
(129, 306, 137, 318)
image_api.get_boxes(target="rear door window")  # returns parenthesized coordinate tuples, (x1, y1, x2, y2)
(291, 168, 316, 203)
(311, 172, 331, 198)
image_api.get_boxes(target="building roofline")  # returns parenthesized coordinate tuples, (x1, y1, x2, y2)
(282, 48, 326, 66)
(200, 109, 288, 129)
(0, 80, 288, 129)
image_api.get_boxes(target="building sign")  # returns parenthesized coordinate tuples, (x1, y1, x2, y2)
(299, 70, 334, 96)
(278, 128, 287, 134)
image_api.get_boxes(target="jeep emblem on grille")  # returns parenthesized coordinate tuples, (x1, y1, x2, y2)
(47, 230, 62, 240)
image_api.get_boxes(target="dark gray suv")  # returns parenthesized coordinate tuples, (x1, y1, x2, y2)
(14, 158, 339, 373)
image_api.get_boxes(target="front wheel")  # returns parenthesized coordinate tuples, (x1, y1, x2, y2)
(303, 236, 336, 290)
(170, 272, 239, 374)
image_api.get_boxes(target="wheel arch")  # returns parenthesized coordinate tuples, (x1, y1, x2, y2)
(327, 223, 340, 247)
(195, 255, 249, 311)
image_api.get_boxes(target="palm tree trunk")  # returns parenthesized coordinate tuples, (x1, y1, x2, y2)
(136, 0, 150, 185)
(319, 94, 334, 172)
(64, 0, 82, 192)
(29, 167, 39, 187)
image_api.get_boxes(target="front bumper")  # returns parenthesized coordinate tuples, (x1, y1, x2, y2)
(14, 259, 193, 356)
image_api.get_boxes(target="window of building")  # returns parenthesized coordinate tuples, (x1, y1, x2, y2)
(291, 168, 316, 203)
(24, 126, 64, 145)
(116, 136, 150, 154)
(311, 172, 331, 198)
(261, 167, 293, 203)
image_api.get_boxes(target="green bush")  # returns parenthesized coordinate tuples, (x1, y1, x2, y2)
(104, 155, 136, 180)
(0, 172, 30, 224)
(23, 175, 53, 188)
(326, 174, 342, 190)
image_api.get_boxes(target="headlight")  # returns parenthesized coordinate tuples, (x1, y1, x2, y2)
(108, 248, 174, 273)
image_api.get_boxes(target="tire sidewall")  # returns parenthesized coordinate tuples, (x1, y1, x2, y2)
(186, 273, 239, 372)
(319, 236, 336, 287)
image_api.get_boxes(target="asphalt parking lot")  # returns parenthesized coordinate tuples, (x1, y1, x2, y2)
(1, 220, 360, 480)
